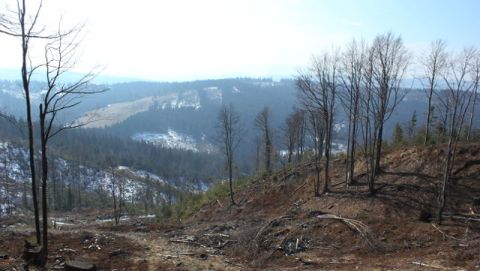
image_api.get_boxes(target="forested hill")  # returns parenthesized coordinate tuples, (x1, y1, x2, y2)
(0, 77, 445, 176)
(0, 116, 221, 188)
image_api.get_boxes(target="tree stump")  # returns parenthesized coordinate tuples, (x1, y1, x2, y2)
(22, 241, 45, 266)
(65, 260, 96, 271)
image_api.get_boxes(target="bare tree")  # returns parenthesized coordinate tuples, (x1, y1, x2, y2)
(422, 40, 447, 145)
(255, 107, 273, 174)
(282, 108, 305, 163)
(357, 33, 409, 195)
(437, 47, 477, 223)
(1, 150, 12, 215)
(1, 1, 102, 263)
(34, 19, 104, 260)
(297, 50, 339, 194)
(309, 110, 325, 195)
(340, 39, 366, 189)
(466, 53, 480, 141)
(359, 45, 377, 194)
(111, 170, 120, 225)
(217, 104, 241, 205)
(296, 74, 325, 196)
(104, 158, 121, 225)
(370, 32, 410, 178)
(294, 109, 306, 162)
(0, 0, 48, 245)
(282, 111, 297, 163)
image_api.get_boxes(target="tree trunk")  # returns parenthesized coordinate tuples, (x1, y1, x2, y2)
(438, 136, 453, 223)
(424, 90, 433, 145)
(349, 109, 357, 184)
(22, 33, 41, 247)
(265, 129, 272, 174)
(322, 123, 331, 194)
(374, 121, 384, 176)
(228, 158, 235, 205)
(345, 107, 353, 191)
(111, 176, 119, 225)
(39, 105, 48, 263)
(467, 92, 477, 141)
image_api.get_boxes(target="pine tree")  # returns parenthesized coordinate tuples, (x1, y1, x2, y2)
(392, 123, 404, 147)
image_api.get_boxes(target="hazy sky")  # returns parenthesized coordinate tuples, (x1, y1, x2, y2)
(1, 0, 479, 81)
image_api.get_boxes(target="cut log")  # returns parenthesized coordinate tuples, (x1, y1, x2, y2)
(65, 260, 96, 271)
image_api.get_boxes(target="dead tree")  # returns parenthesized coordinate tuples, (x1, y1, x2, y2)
(297, 50, 339, 194)
(1, 2, 88, 260)
(340, 39, 366, 189)
(421, 40, 447, 145)
(370, 32, 410, 178)
(38, 23, 103, 258)
(255, 107, 273, 174)
(437, 47, 477, 223)
(217, 104, 241, 204)
(0, 0, 49, 245)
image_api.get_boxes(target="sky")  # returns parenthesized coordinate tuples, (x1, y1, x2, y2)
(1, 0, 479, 82)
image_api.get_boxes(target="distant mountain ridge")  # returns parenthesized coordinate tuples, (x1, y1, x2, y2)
(0, 68, 143, 84)
(1, 76, 458, 174)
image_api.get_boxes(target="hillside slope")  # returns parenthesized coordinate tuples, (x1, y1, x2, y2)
(0, 144, 479, 270)
(179, 144, 480, 270)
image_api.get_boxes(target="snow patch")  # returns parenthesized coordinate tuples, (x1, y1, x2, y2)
(203, 86, 222, 103)
(132, 129, 199, 152)
(334, 122, 346, 133)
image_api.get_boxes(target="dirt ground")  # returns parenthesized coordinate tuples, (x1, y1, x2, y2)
(1, 144, 480, 270)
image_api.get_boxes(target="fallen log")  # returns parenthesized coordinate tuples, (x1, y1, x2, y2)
(411, 261, 446, 270)
(109, 249, 130, 258)
(203, 233, 230, 238)
(65, 260, 96, 271)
